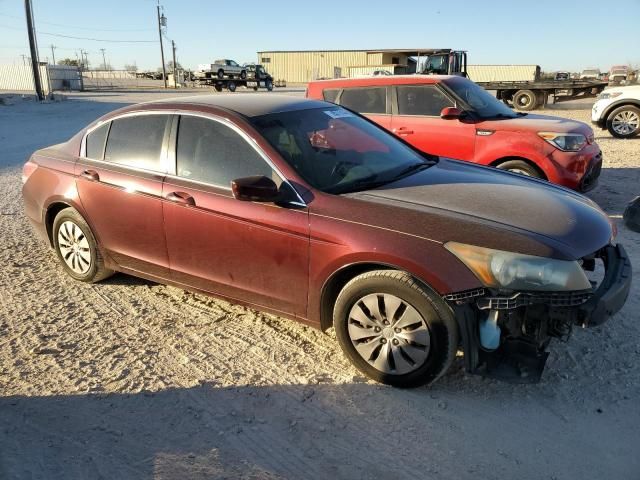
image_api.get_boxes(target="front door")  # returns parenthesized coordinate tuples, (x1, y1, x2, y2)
(75, 113, 172, 277)
(162, 114, 309, 317)
(391, 84, 476, 160)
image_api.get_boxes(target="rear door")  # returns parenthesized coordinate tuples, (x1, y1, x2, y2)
(336, 86, 392, 131)
(162, 114, 309, 317)
(75, 113, 172, 277)
(391, 84, 476, 160)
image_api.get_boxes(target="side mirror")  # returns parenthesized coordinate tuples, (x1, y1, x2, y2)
(440, 106, 463, 120)
(231, 175, 280, 202)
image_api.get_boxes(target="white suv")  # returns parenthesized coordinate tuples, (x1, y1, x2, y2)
(592, 85, 640, 138)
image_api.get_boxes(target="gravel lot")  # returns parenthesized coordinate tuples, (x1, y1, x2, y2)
(1, 90, 638, 480)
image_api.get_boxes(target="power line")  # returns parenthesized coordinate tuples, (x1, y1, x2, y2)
(0, 13, 154, 32)
(37, 31, 156, 43)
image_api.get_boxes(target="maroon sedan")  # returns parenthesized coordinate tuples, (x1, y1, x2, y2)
(22, 95, 631, 387)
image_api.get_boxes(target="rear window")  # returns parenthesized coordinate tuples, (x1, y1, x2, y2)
(396, 85, 454, 116)
(104, 115, 170, 171)
(339, 87, 387, 114)
(85, 122, 110, 160)
(323, 89, 340, 104)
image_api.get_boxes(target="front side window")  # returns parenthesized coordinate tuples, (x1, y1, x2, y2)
(176, 115, 274, 188)
(251, 107, 434, 194)
(397, 85, 454, 116)
(339, 87, 387, 114)
(104, 115, 169, 171)
(85, 122, 110, 160)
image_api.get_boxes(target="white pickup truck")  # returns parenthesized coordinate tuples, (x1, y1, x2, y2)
(196, 59, 247, 79)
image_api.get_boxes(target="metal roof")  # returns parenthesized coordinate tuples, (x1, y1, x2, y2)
(257, 49, 455, 56)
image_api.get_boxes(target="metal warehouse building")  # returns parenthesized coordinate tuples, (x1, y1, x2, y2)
(257, 49, 432, 83)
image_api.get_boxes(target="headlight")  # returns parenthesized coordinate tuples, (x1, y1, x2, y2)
(445, 242, 592, 291)
(598, 91, 622, 100)
(538, 132, 587, 151)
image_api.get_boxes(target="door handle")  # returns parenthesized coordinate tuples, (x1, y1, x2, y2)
(80, 169, 99, 181)
(392, 127, 414, 136)
(166, 191, 196, 206)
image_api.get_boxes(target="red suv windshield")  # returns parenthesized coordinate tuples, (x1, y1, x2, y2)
(251, 107, 434, 194)
(444, 77, 519, 120)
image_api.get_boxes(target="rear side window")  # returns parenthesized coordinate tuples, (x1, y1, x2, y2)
(85, 122, 110, 160)
(323, 89, 340, 104)
(396, 85, 454, 116)
(176, 116, 274, 188)
(104, 115, 170, 171)
(339, 87, 387, 114)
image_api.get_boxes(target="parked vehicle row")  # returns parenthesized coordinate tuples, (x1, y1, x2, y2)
(307, 75, 603, 191)
(22, 95, 631, 387)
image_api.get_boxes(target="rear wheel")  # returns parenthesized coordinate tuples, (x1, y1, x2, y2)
(333, 270, 458, 388)
(607, 105, 640, 138)
(227, 81, 237, 92)
(213, 84, 223, 92)
(52, 208, 114, 283)
(217, 69, 224, 79)
(513, 89, 538, 111)
(496, 159, 544, 178)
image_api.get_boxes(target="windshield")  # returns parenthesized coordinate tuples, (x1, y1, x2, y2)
(422, 55, 448, 75)
(444, 76, 518, 119)
(251, 107, 434, 194)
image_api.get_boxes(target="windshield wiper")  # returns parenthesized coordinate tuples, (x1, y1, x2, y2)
(393, 162, 433, 180)
(328, 163, 433, 195)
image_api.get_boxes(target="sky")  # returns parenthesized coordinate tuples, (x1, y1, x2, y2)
(1, 0, 639, 72)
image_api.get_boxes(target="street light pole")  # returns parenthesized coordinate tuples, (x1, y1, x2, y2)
(24, 0, 44, 100)
(50, 44, 56, 65)
(100, 48, 107, 70)
(172, 40, 177, 88)
(157, 2, 167, 88)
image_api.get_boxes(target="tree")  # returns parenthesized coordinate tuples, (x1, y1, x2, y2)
(57, 58, 79, 66)
(167, 60, 182, 71)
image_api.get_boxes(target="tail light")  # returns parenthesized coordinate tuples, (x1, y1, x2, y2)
(22, 161, 38, 184)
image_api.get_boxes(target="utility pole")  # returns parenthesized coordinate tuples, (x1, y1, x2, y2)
(50, 44, 56, 65)
(20, 54, 28, 66)
(171, 40, 177, 88)
(156, 2, 167, 88)
(24, 0, 44, 100)
(80, 49, 88, 70)
(100, 48, 107, 70)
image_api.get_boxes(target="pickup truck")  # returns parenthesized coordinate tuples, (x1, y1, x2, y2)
(196, 59, 247, 79)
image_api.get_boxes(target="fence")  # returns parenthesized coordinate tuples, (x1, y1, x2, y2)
(82, 70, 167, 89)
(0, 65, 82, 95)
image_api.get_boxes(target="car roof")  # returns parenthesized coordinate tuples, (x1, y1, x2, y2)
(308, 74, 455, 87)
(124, 94, 332, 118)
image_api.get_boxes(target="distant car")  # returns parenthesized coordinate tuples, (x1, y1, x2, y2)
(306, 75, 603, 191)
(197, 59, 247, 79)
(592, 85, 640, 138)
(580, 68, 601, 80)
(609, 66, 629, 85)
(371, 69, 392, 76)
(21, 95, 631, 387)
(554, 71, 570, 81)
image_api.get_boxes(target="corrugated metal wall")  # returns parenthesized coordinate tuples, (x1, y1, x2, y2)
(0, 65, 81, 94)
(467, 65, 539, 82)
(257, 51, 372, 83)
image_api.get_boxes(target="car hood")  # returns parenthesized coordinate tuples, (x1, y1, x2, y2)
(478, 114, 593, 135)
(347, 159, 613, 260)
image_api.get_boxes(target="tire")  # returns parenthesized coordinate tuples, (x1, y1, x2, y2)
(266, 80, 273, 92)
(52, 208, 114, 283)
(253, 86, 259, 91)
(217, 69, 224, 79)
(333, 270, 458, 388)
(496, 159, 544, 178)
(512, 89, 537, 111)
(213, 84, 223, 92)
(240, 70, 247, 79)
(606, 105, 640, 138)
(227, 81, 236, 92)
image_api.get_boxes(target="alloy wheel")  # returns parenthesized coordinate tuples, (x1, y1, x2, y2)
(347, 293, 430, 375)
(57, 220, 92, 274)
(612, 110, 640, 135)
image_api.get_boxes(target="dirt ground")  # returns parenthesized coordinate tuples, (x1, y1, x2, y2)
(1, 90, 638, 480)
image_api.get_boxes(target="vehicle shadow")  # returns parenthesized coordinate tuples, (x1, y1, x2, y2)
(1, 381, 637, 480)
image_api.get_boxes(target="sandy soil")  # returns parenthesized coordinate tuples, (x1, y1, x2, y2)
(0, 91, 639, 480)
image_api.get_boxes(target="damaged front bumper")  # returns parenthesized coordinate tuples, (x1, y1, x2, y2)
(445, 244, 632, 383)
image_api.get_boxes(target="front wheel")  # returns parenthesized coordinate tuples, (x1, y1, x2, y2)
(496, 159, 544, 178)
(240, 70, 247, 79)
(217, 69, 225, 79)
(52, 208, 114, 283)
(607, 105, 640, 138)
(333, 270, 458, 388)
(512, 89, 538, 111)
(227, 81, 237, 92)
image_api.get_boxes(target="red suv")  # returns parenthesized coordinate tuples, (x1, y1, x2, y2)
(307, 75, 602, 191)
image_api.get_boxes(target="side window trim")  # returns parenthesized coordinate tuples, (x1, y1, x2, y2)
(393, 84, 456, 117)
